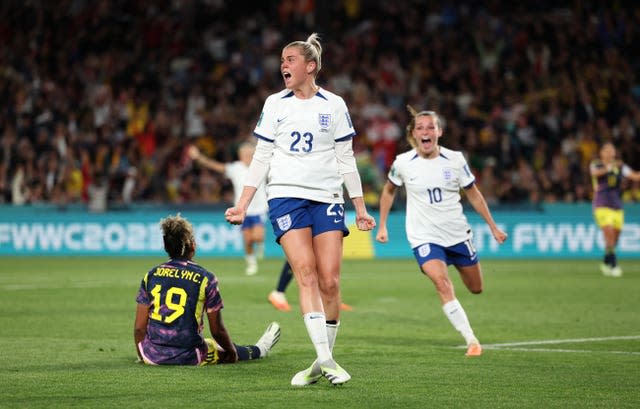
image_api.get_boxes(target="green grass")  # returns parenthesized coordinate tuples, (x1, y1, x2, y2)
(1, 257, 639, 408)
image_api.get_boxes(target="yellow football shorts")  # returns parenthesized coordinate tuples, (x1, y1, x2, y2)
(594, 207, 624, 230)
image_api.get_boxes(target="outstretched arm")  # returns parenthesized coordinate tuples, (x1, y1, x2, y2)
(375, 181, 397, 243)
(465, 184, 507, 244)
(188, 146, 227, 174)
(624, 166, 640, 182)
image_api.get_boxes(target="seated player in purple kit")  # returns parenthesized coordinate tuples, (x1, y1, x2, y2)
(134, 213, 280, 365)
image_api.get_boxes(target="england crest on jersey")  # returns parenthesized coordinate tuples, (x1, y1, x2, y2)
(277, 214, 292, 231)
(442, 168, 453, 181)
(319, 113, 331, 131)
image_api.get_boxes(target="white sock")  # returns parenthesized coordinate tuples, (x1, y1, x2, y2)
(326, 321, 339, 351)
(303, 312, 332, 363)
(442, 299, 478, 345)
(307, 321, 339, 375)
(245, 254, 257, 266)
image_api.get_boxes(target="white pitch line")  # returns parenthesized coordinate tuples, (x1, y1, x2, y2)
(483, 335, 640, 347)
(454, 335, 640, 356)
(481, 346, 640, 356)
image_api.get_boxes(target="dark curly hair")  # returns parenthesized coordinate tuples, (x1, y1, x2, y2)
(160, 213, 195, 259)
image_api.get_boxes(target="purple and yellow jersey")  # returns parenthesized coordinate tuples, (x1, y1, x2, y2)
(136, 259, 223, 365)
(590, 160, 630, 210)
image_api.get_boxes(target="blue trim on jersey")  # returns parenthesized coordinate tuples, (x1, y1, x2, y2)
(335, 133, 355, 142)
(463, 181, 475, 190)
(316, 91, 328, 100)
(253, 132, 274, 142)
(411, 153, 419, 160)
(282, 91, 294, 98)
(388, 177, 402, 187)
(440, 152, 449, 159)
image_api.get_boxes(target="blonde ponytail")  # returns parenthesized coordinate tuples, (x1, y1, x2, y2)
(284, 33, 323, 76)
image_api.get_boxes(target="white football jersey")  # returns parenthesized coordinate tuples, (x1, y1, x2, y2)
(253, 87, 356, 203)
(388, 146, 475, 248)
(225, 161, 268, 216)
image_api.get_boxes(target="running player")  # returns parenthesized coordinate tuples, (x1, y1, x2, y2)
(376, 107, 507, 357)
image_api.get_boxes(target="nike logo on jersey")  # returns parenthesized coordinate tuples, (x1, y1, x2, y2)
(277, 117, 287, 122)
(333, 218, 343, 223)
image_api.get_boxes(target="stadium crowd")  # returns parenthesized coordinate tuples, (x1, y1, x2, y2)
(1, 0, 639, 210)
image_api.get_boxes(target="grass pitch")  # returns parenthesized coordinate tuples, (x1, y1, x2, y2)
(1, 257, 639, 408)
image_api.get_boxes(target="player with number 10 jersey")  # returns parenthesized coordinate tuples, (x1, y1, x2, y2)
(376, 107, 507, 358)
(388, 145, 476, 248)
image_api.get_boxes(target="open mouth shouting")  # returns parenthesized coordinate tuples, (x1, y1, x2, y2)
(282, 71, 292, 85)
(420, 137, 433, 149)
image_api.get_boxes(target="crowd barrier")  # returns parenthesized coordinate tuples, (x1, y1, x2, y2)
(0, 203, 638, 259)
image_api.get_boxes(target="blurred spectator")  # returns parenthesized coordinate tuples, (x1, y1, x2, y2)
(88, 171, 109, 213)
(122, 167, 138, 205)
(11, 160, 28, 205)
